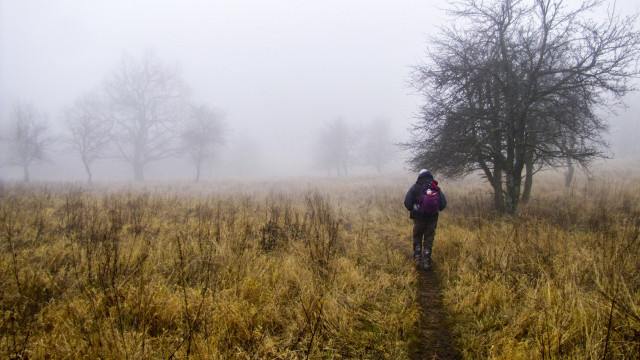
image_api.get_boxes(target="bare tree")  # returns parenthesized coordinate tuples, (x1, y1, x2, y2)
(315, 118, 352, 177)
(406, 0, 640, 215)
(359, 117, 396, 173)
(62, 91, 112, 184)
(181, 104, 225, 181)
(7, 102, 54, 183)
(104, 50, 190, 181)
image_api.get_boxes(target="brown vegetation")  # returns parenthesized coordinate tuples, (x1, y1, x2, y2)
(0, 178, 417, 359)
(2, 167, 639, 359)
(438, 170, 640, 359)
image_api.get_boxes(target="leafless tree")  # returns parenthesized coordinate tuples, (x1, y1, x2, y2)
(181, 104, 225, 181)
(406, 0, 640, 215)
(315, 118, 353, 177)
(62, 91, 112, 184)
(104, 50, 190, 181)
(7, 102, 54, 183)
(358, 117, 396, 173)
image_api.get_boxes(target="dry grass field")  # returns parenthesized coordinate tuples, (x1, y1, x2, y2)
(1, 163, 640, 359)
(438, 168, 640, 359)
(0, 177, 417, 359)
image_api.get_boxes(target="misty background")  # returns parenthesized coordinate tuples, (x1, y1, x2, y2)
(1, 0, 639, 182)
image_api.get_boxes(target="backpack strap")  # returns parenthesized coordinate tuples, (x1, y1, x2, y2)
(414, 183, 425, 203)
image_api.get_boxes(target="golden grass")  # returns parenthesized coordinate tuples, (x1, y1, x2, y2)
(438, 172, 640, 359)
(0, 177, 418, 359)
(2, 169, 640, 359)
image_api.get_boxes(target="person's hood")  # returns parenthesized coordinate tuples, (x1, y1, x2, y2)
(416, 170, 436, 185)
(418, 169, 432, 179)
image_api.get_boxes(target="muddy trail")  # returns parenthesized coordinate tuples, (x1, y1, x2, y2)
(411, 267, 462, 360)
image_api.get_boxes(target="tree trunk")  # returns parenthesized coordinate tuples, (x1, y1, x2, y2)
(133, 136, 145, 181)
(505, 162, 524, 216)
(481, 161, 505, 213)
(83, 159, 93, 185)
(505, 180, 519, 216)
(504, 138, 518, 215)
(195, 162, 201, 182)
(505, 110, 527, 216)
(521, 155, 534, 204)
(491, 176, 505, 213)
(133, 162, 145, 181)
(565, 156, 575, 188)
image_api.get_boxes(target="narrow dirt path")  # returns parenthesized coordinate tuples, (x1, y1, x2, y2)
(411, 268, 462, 360)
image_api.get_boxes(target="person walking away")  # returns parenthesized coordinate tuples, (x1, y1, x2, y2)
(404, 169, 447, 270)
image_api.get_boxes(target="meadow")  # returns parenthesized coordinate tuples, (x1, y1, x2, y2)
(438, 167, 640, 359)
(1, 164, 639, 359)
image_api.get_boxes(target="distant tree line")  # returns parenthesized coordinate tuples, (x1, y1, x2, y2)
(1, 50, 399, 183)
(2, 50, 226, 184)
(314, 117, 397, 176)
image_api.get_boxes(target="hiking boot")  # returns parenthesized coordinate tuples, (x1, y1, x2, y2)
(422, 259, 431, 271)
(422, 247, 432, 270)
(414, 244, 422, 261)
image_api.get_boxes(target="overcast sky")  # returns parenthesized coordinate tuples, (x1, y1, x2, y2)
(1, 0, 638, 180)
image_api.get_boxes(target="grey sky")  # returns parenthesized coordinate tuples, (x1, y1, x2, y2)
(1, 0, 639, 179)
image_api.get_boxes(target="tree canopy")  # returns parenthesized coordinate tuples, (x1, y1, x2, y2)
(8, 102, 54, 183)
(105, 50, 190, 181)
(62, 91, 112, 185)
(405, 0, 640, 215)
(181, 104, 225, 181)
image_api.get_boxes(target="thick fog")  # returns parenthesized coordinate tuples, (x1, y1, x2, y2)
(1, 0, 639, 182)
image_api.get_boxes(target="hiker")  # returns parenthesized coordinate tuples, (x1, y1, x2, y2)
(404, 169, 447, 270)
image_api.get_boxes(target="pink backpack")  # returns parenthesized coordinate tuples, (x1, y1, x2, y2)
(417, 182, 439, 215)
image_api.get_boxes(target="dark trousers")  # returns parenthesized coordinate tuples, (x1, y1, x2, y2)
(413, 218, 438, 260)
